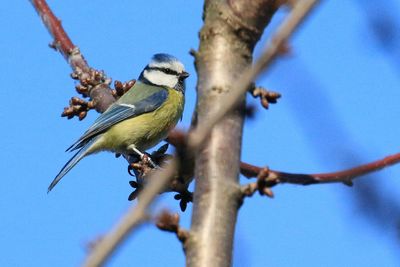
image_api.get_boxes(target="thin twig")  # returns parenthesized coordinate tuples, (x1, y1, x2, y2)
(240, 152, 400, 186)
(83, 159, 178, 267)
(165, 130, 400, 193)
(188, 0, 319, 148)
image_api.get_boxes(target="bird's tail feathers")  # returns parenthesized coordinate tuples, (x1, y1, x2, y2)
(48, 137, 98, 193)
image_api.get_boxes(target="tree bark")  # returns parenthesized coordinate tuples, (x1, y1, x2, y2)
(186, 1, 278, 266)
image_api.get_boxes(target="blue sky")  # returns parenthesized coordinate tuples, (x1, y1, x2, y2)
(1, 1, 400, 266)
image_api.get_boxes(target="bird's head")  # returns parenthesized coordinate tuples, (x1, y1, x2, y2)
(139, 53, 189, 93)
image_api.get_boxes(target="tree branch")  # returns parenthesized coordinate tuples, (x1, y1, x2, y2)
(240, 152, 400, 187)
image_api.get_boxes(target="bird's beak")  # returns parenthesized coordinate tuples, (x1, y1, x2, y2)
(180, 71, 190, 79)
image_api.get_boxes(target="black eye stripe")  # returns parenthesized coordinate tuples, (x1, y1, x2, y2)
(147, 66, 179, 76)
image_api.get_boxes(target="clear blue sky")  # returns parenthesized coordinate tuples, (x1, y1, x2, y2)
(1, 1, 400, 266)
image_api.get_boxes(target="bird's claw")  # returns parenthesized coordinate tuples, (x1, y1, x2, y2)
(141, 153, 157, 168)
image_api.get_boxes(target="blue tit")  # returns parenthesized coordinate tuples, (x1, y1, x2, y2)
(48, 53, 189, 192)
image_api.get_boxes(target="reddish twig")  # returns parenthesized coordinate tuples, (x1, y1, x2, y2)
(240, 152, 400, 187)
(29, 0, 74, 60)
(160, 130, 400, 199)
(30, 0, 116, 114)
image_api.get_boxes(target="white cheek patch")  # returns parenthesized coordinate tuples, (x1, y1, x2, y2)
(143, 69, 178, 88)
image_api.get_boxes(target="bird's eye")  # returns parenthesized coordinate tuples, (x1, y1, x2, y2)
(160, 67, 178, 76)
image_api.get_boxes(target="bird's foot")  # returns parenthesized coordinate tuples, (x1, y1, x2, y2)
(128, 153, 157, 177)
(127, 145, 158, 168)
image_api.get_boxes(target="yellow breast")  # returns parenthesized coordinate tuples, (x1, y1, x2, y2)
(98, 88, 184, 154)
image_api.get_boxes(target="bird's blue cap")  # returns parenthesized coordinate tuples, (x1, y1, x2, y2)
(151, 53, 179, 64)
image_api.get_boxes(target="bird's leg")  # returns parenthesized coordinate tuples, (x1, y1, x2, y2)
(127, 145, 157, 168)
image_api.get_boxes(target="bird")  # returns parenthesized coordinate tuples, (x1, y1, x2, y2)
(48, 53, 189, 192)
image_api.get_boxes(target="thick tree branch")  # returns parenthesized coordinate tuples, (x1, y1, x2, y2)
(185, 0, 282, 266)
(240, 152, 400, 186)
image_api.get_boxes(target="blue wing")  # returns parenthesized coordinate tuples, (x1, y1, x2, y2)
(66, 89, 168, 152)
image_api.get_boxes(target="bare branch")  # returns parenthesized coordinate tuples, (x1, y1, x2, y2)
(188, 0, 320, 149)
(240, 152, 400, 186)
(83, 159, 179, 267)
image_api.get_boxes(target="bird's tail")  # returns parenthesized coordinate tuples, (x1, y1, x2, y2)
(48, 137, 98, 192)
